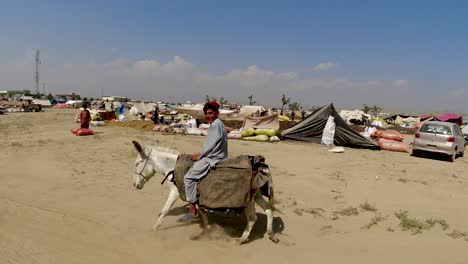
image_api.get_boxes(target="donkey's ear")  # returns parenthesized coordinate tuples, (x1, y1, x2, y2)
(132, 140, 143, 153)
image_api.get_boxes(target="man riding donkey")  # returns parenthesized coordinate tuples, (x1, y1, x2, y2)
(178, 101, 228, 223)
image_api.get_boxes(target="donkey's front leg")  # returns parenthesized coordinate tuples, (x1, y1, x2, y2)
(153, 182, 179, 231)
(196, 205, 211, 230)
(255, 193, 278, 243)
(238, 201, 257, 244)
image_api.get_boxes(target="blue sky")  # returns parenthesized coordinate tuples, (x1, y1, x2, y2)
(1, 0, 467, 112)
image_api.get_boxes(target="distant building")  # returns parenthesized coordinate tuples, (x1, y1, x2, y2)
(101, 96, 127, 102)
(56, 93, 80, 100)
(1, 90, 29, 100)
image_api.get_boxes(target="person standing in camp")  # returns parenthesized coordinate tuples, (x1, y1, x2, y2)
(152, 105, 159, 125)
(178, 101, 228, 223)
(71, 102, 91, 134)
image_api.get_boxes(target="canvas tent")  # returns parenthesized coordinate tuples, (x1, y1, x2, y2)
(420, 115, 438, 122)
(242, 115, 280, 130)
(339, 109, 371, 124)
(437, 113, 463, 125)
(32, 99, 52, 107)
(462, 125, 468, 136)
(395, 115, 420, 128)
(281, 104, 380, 149)
(129, 102, 155, 116)
(240, 105, 265, 117)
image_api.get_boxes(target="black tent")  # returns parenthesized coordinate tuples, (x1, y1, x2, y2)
(281, 104, 380, 150)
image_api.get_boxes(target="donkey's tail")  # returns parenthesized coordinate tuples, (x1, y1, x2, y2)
(269, 186, 284, 215)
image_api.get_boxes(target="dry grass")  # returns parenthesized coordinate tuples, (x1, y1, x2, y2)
(394, 211, 449, 234)
(335, 206, 359, 216)
(447, 230, 468, 240)
(359, 201, 377, 212)
(294, 207, 324, 217)
(362, 214, 386, 229)
(10, 142, 23, 147)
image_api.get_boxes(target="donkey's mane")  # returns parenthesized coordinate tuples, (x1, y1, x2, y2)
(144, 144, 180, 155)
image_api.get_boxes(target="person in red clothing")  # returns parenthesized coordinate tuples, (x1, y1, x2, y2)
(71, 102, 91, 134)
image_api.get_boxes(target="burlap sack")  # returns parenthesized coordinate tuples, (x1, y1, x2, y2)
(174, 154, 252, 208)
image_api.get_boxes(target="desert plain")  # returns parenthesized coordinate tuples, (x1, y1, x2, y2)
(1, 109, 468, 264)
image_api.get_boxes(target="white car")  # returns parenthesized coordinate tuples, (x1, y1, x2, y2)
(412, 121, 465, 162)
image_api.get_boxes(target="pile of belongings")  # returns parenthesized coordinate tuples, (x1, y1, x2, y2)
(236, 115, 281, 142)
(370, 130, 409, 153)
(52, 103, 71, 109)
(90, 121, 105, 127)
(241, 128, 280, 142)
(72, 128, 94, 136)
(371, 117, 387, 128)
(152, 123, 188, 134)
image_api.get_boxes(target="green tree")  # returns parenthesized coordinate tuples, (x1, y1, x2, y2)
(370, 105, 382, 116)
(89, 97, 94, 101)
(288, 102, 302, 112)
(24, 90, 32, 96)
(281, 94, 290, 115)
(219, 96, 225, 107)
(361, 104, 371, 114)
(47, 93, 53, 100)
(205, 94, 211, 102)
(248, 95, 256, 105)
(83, 97, 88, 102)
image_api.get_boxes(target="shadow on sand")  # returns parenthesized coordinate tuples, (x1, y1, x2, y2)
(162, 205, 285, 243)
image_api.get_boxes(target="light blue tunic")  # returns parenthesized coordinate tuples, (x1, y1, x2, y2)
(184, 118, 228, 202)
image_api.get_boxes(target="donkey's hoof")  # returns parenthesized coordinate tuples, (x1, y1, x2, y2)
(236, 238, 248, 245)
(269, 234, 279, 243)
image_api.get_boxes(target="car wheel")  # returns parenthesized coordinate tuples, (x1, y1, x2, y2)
(449, 152, 456, 162)
(411, 149, 418, 157)
(460, 148, 465, 158)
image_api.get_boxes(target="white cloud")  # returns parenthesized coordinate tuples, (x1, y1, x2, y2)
(393, 79, 409, 87)
(0, 51, 466, 112)
(447, 88, 466, 97)
(313, 62, 338, 71)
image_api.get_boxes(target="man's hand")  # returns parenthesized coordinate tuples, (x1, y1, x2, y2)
(191, 153, 201, 161)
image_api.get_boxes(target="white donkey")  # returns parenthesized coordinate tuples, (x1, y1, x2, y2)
(131, 141, 279, 244)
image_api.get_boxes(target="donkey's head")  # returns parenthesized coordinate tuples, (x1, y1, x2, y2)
(132, 140, 156, 189)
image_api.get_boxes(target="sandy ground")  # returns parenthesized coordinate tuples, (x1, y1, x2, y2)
(1, 109, 468, 264)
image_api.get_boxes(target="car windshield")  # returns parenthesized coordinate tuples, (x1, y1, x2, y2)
(420, 124, 452, 135)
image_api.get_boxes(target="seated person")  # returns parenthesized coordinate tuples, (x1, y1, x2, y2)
(178, 101, 228, 223)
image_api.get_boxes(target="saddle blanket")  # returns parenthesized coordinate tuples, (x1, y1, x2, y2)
(174, 155, 252, 209)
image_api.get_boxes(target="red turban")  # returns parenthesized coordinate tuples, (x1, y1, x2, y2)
(203, 101, 220, 114)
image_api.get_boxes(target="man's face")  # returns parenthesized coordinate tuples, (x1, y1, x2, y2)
(205, 109, 218, 124)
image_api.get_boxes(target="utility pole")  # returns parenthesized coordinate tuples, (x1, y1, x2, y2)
(35, 49, 41, 94)
(42, 83, 46, 95)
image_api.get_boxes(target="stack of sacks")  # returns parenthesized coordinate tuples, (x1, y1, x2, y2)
(241, 128, 280, 143)
(172, 127, 187, 134)
(198, 123, 210, 136)
(187, 128, 202, 136)
(90, 121, 106, 127)
(227, 129, 242, 139)
(371, 130, 409, 152)
(152, 125, 171, 132)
